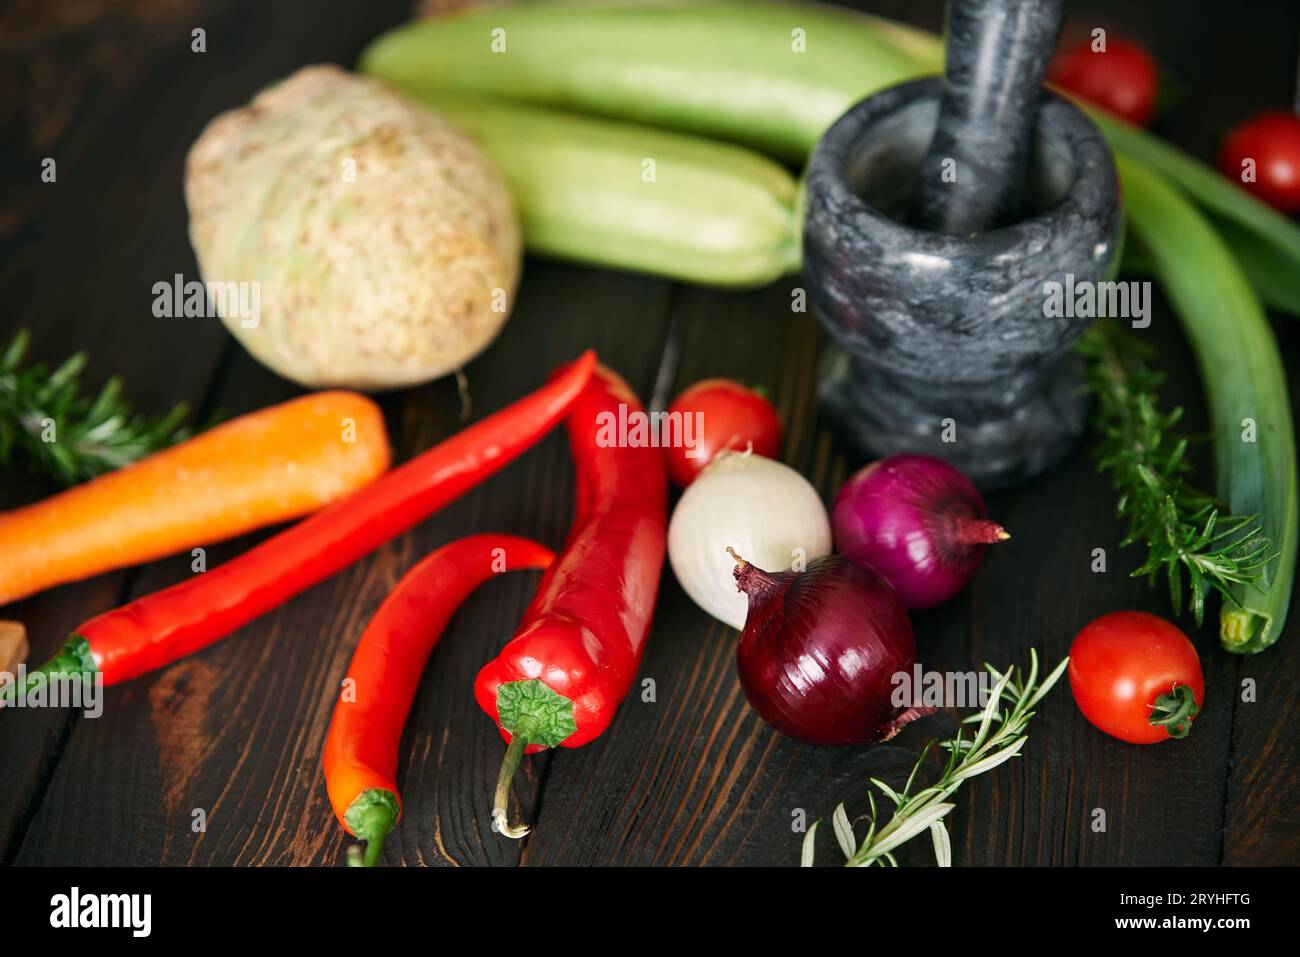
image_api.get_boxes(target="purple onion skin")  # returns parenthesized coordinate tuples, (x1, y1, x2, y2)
(735, 554, 918, 746)
(832, 454, 1006, 610)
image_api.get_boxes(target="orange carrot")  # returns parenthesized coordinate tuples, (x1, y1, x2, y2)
(0, 391, 390, 604)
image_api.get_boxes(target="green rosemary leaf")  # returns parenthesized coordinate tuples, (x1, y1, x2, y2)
(1024, 657, 1071, 712)
(930, 820, 952, 868)
(902, 741, 932, 797)
(1167, 560, 1186, 618)
(0, 329, 195, 488)
(831, 804, 856, 859)
(861, 801, 878, 851)
(1188, 565, 1208, 625)
(870, 778, 902, 806)
(800, 821, 820, 867)
(1077, 323, 1274, 625)
(802, 652, 1066, 868)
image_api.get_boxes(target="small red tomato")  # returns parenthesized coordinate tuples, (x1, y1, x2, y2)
(662, 378, 781, 487)
(1049, 35, 1159, 127)
(1068, 611, 1205, 744)
(1218, 111, 1300, 214)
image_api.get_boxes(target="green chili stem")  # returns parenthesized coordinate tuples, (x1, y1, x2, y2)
(342, 789, 399, 868)
(492, 735, 531, 840)
(346, 802, 395, 868)
(0, 635, 95, 707)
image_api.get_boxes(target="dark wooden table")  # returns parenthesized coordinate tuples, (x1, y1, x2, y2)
(2, 0, 1297, 867)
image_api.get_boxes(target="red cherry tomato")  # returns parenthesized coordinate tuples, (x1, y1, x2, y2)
(1049, 35, 1159, 127)
(662, 379, 781, 487)
(1068, 611, 1205, 745)
(1218, 111, 1300, 215)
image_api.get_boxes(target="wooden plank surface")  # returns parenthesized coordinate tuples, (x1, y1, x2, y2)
(2, 0, 1298, 867)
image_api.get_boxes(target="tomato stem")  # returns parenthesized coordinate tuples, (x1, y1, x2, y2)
(491, 734, 531, 839)
(1148, 683, 1200, 739)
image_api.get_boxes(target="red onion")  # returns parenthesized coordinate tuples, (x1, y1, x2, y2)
(730, 549, 923, 745)
(832, 454, 1008, 610)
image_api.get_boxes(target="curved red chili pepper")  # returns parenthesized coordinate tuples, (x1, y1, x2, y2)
(323, 533, 554, 867)
(8, 353, 595, 697)
(474, 363, 667, 837)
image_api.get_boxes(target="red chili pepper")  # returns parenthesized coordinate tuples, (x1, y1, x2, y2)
(8, 352, 595, 696)
(323, 533, 554, 867)
(474, 363, 667, 838)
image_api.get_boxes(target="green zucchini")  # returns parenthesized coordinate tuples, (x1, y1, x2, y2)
(361, 0, 919, 163)
(424, 93, 800, 287)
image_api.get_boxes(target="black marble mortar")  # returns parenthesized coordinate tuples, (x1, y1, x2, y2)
(803, 76, 1123, 490)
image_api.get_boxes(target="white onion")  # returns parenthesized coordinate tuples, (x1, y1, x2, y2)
(668, 452, 832, 629)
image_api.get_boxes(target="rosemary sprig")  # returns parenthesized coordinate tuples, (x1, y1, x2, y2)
(802, 651, 1068, 868)
(1077, 323, 1273, 625)
(0, 329, 193, 487)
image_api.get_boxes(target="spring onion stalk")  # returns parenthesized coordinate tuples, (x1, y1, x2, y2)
(1117, 155, 1297, 652)
(1202, 215, 1300, 317)
(1126, 215, 1300, 317)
